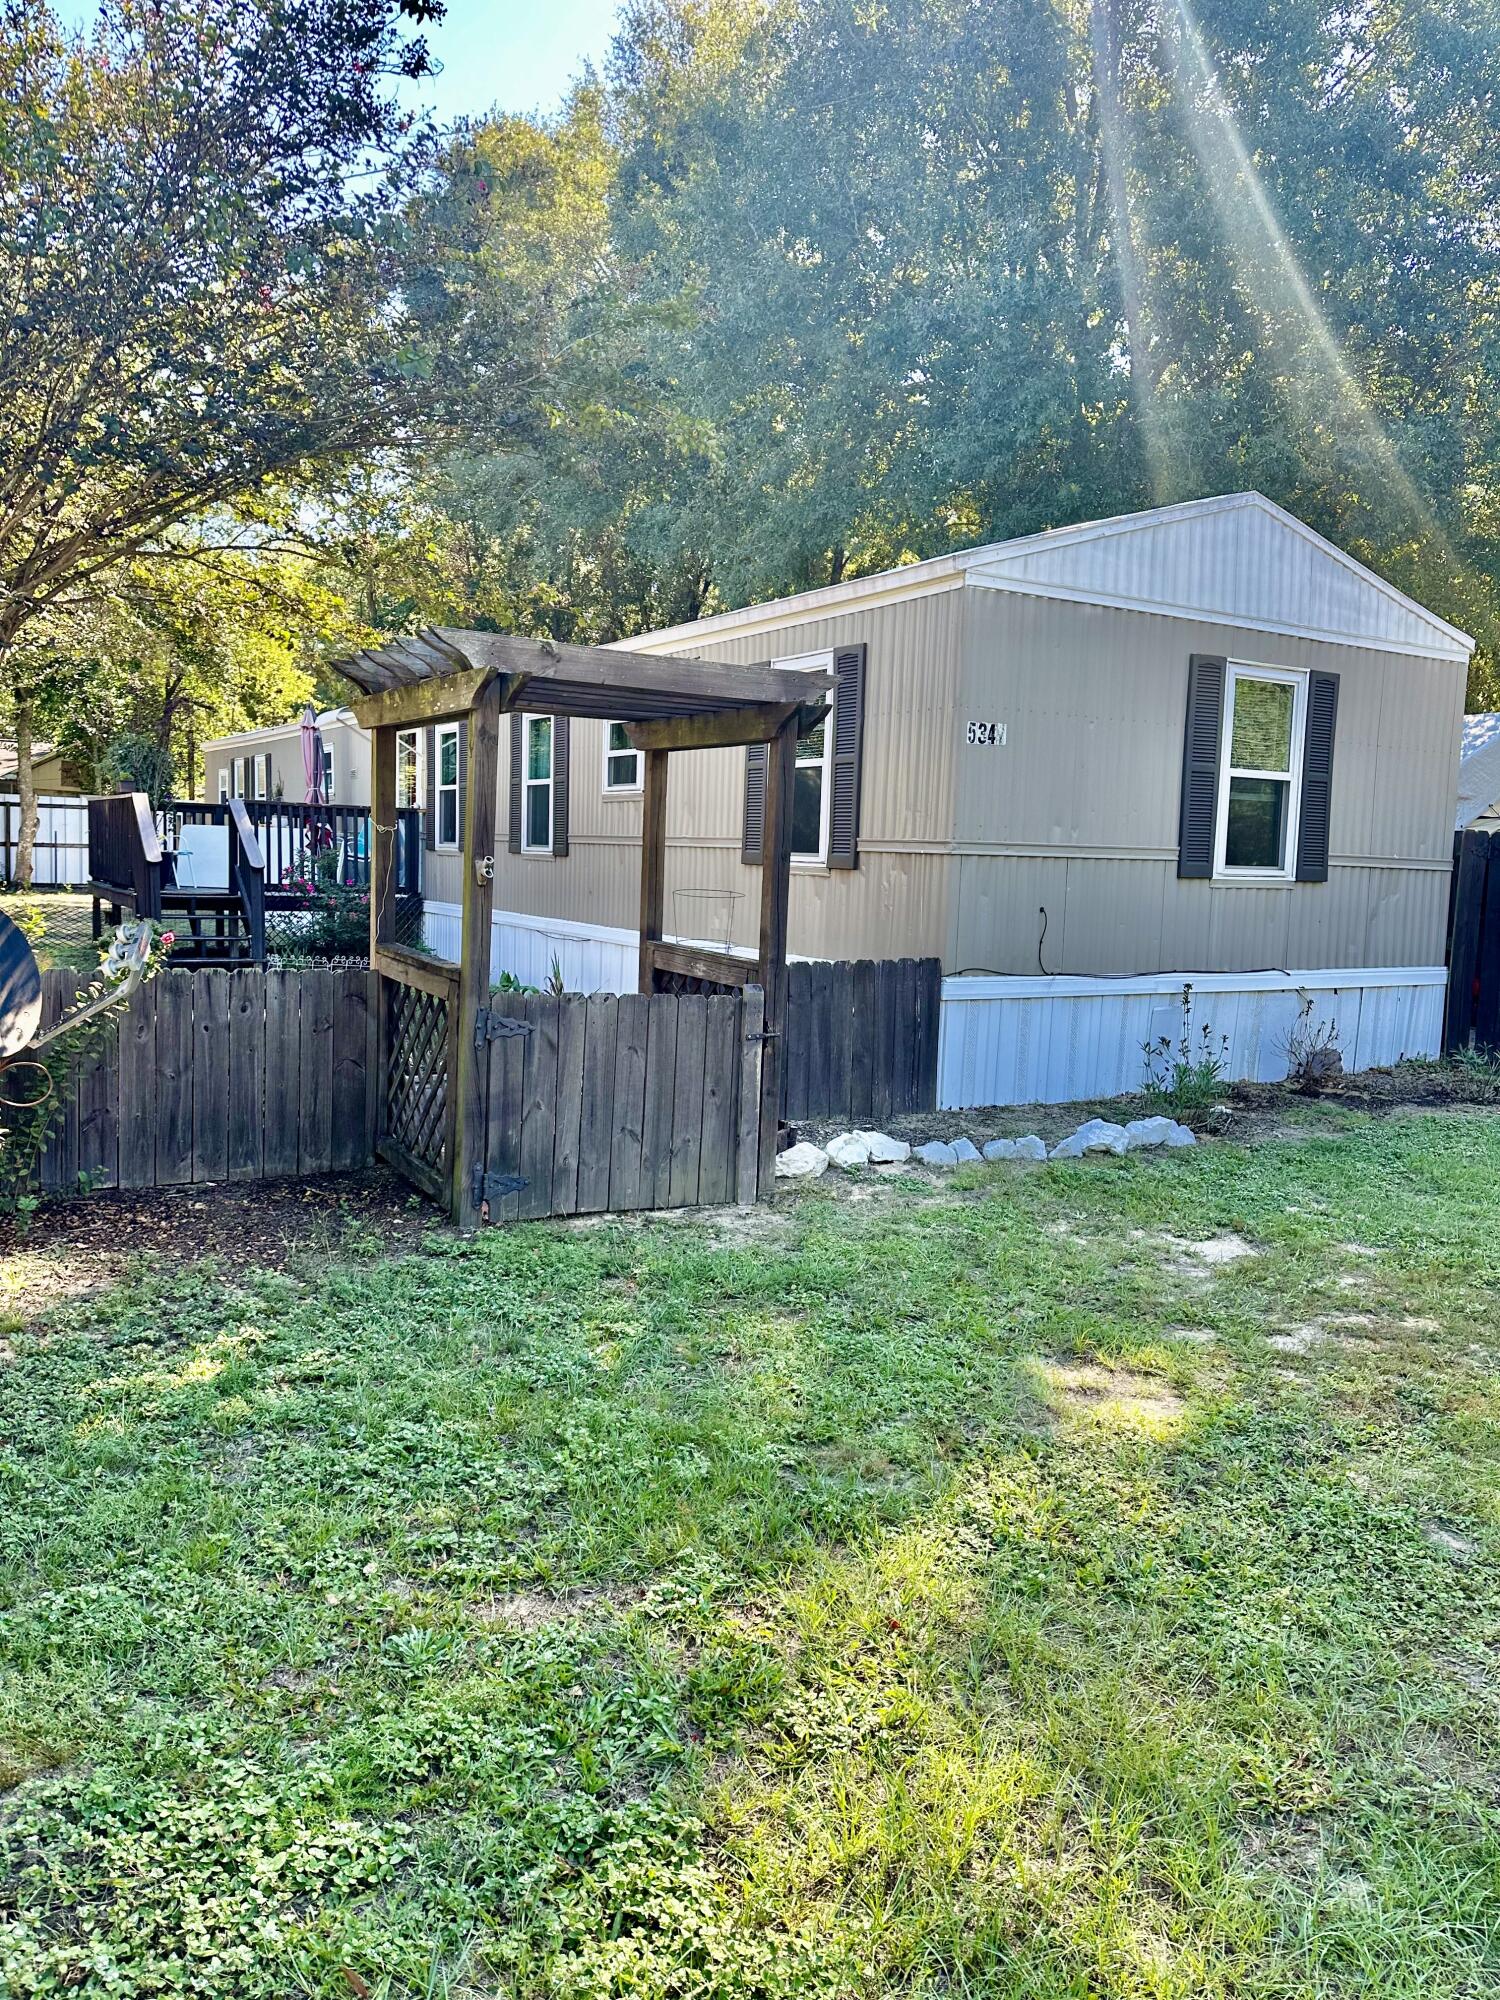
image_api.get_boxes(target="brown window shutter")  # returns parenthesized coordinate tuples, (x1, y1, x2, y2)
(457, 719, 468, 847)
(742, 742, 767, 863)
(424, 726, 435, 844)
(1178, 655, 1226, 879)
(828, 642, 866, 869)
(551, 715, 570, 857)
(1295, 671, 1339, 883)
(508, 712, 522, 854)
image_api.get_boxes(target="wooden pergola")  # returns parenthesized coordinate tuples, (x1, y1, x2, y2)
(335, 628, 831, 1222)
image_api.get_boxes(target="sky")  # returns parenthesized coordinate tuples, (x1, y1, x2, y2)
(55, 0, 625, 124)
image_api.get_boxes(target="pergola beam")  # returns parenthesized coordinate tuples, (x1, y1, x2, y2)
(623, 700, 826, 753)
(350, 666, 497, 731)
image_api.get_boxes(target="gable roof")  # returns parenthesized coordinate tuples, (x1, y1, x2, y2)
(619, 491, 1473, 664)
(1458, 713, 1500, 829)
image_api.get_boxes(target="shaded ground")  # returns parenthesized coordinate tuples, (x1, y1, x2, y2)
(2, 1107, 1499, 1997)
(0, 1169, 441, 1319)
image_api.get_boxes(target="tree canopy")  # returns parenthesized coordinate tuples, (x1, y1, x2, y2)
(387, 0, 1500, 696)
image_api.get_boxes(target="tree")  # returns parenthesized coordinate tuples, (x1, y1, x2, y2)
(0, 0, 449, 879)
(415, 0, 1500, 697)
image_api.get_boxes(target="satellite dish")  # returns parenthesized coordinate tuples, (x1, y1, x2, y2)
(0, 911, 43, 1062)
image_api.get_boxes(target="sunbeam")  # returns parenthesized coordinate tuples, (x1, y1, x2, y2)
(1166, 0, 1455, 554)
(1087, 0, 1178, 502)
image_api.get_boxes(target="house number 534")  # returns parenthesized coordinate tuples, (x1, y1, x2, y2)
(965, 720, 1007, 746)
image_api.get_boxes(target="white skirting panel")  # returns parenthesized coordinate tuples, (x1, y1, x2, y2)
(421, 902, 638, 993)
(936, 966, 1448, 1111)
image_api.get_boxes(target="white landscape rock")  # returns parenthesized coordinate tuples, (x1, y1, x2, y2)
(914, 1140, 959, 1167)
(1051, 1118, 1129, 1159)
(775, 1141, 829, 1179)
(1164, 1122, 1197, 1147)
(825, 1132, 872, 1170)
(950, 1137, 982, 1163)
(983, 1134, 1048, 1162)
(1123, 1115, 1177, 1151)
(852, 1129, 911, 1164)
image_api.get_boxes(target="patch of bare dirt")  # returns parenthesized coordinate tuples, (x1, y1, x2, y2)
(1031, 1358, 1185, 1430)
(1144, 1231, 1259, 1282)
(1240, 1817, 1327, 1884)
(1424, 1521, 1477, 1559)
(472, 1584, 641, 1631)
(0, 1169, 444, 1322)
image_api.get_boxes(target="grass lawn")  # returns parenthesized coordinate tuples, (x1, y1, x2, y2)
(0, 891, 97, 977)
(2, 1109, 1499, 1995)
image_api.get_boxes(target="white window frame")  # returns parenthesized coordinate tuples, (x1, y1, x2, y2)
(602, 720, 642, 794)
(774, 649, 834, 867)
(1213, 661, 1307, 883)
(216, 767, 230, 803)
(521, 713, 554, 854)
(253, 752, 270, 800)
(434, 722, 460, 850)
(321, 747, 335, 802)
(395, 727, 423, 811)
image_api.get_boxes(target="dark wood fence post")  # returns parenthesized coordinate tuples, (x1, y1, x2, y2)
(1446, 830, 1490, 1052)
(450, 676, 502, 1229)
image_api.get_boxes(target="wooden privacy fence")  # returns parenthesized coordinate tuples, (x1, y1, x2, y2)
(464, 985, 762, 1224)
(1446, 828, 1500, 1053)
(36, 967, 377, 1194)
(780, 956, 941, 1123)
(32, 955, 934, 1207)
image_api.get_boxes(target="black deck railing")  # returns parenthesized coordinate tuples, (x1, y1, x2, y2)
(87, 794, 162, 918)
(161, 800, 423, 902)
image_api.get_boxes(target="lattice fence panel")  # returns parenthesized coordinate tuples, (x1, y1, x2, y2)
(385, 981, 450, 1176)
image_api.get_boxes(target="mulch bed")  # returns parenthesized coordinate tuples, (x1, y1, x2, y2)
(0, 1168, 447, 1322)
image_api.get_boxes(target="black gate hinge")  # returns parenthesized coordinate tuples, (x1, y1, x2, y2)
(472, 1165, 528, 1207)
(474, 1006, 534, 1049)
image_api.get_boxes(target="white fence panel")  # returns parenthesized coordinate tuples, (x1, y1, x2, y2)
(0, 793, 90, 887)
(421, 901, 638, 993)
(937, 967, 1448, 1111)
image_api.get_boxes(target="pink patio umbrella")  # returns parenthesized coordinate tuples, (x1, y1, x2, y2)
(299, 705, 325, 805)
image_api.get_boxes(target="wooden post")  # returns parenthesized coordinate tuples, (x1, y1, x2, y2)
(450, 679, 503, 1227)
(755, 718, 797, 1196)
(637, 746, 668, 995)
(370, 723, 398, 1164)
(370, 723, 398, 954)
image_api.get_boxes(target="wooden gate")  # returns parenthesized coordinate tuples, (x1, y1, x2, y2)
(469, 984, 763, 1223)
(1446, 827, 1500, 1053)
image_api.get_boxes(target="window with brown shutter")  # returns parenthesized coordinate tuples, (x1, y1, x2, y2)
(742, 643, 865, 867)
(828, 643, 865, 869)
(1178, 655, 1226, 879)
(1294, 672, 1339, 883)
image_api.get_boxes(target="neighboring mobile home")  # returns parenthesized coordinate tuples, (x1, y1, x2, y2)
(201, 708, 370, 807)
(1457, 714, 1500, 830)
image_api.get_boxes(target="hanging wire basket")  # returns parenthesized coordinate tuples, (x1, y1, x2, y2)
(672, 888, 742, 952)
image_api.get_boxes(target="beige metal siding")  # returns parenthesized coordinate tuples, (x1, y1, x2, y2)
(204, 718, 370, 807)
(475, 589, 968, 961)
(950, 589, 1464, 976)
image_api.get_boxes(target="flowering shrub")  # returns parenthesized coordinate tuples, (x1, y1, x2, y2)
(266, 857, 370, 965)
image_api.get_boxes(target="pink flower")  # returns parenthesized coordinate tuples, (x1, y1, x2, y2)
(160, 931, 176, 947)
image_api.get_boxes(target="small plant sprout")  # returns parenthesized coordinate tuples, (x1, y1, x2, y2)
(1141, 988, 1230, 1113)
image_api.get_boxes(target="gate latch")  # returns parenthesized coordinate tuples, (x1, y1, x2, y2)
(474, 1006, 534, 1049)
(471, 1166, 528, 1210)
